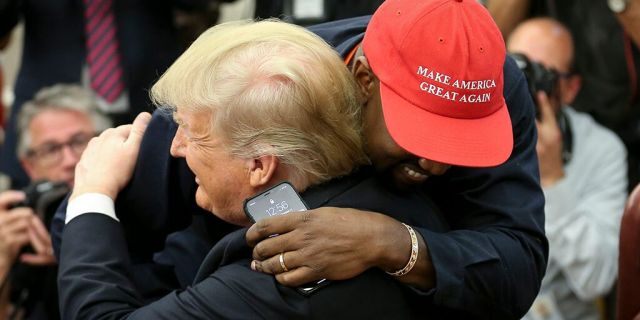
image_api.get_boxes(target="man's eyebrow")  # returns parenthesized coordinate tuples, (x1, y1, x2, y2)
(173, 114, 187, 128)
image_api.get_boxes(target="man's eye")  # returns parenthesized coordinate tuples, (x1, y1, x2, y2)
(39, 144, 59, 155)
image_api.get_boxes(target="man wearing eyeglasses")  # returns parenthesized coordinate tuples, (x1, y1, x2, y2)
(0, 84, 111, 319)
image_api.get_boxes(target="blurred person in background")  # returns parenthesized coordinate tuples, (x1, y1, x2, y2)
(0, 0, 234, 189)
(508, 18, 628, 320)
(0, 84, 110, 320)
(485, 0, 640, 189)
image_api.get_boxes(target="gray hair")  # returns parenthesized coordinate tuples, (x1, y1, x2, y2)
(17, 84, 112, 158)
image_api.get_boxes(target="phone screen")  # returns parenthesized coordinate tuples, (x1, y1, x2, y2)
(244, 182, 308, 222)
(243, 181, 329, 296)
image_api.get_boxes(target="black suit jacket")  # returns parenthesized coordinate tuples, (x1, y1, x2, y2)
(59, 171, 450, 319)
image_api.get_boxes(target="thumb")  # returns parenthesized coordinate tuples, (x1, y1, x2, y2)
(126, 112, 151, 146)
(0, 190, 26, 210)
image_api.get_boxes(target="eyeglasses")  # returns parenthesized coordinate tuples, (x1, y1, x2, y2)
(26, 132, 95, 166)
(556, 70, 575, 79)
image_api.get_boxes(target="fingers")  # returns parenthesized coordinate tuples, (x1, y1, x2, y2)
(0, 209, 33, 234)
(251, 229, 303, 261)
(27, 216, 52, 256)
(251, 254, 319, 287)
(536, 91, 556, 124)
(0, 210, 33, 256)
(274, 267, 318, 287)
(29, 215, 51, 242)
(71, 112, 150, 200)
(94, 112, 149, 142)
(246, 211, 312, 247)
(20, 217, 55, 266)
(0, 224, 30, 264)
(252, 251, 301, 274)
(20, 252, 56, 266)
(111, 125, 133, 138)
(12, 233, 31, 247)
(126, 112, 151, 147)
(0, 191, 26, 211)
(1, 232, 30, 247)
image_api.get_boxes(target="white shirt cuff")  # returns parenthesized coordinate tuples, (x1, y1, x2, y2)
(66, 193, 119, 224)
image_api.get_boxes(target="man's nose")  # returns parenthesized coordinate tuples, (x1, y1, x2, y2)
(170, 128, 186, 158)
(61, 144, 80, 168)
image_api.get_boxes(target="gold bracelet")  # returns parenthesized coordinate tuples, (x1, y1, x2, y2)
(386, 223, 419, 277)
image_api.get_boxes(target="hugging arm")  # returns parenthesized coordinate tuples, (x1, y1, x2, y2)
(247, 58, 547, 318)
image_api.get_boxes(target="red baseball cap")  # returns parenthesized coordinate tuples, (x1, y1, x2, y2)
(363, 0, 513, 167)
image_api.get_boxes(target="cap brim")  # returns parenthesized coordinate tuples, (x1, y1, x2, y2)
(379, 81, 513, 167)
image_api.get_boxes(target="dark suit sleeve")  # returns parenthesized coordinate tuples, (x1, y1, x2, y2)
(58, 213, 301, 320)
(415, 57, 548, 318)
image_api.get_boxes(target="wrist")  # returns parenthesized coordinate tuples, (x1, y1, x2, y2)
(66, 192, 118, 224)
(373, 215, 413, 273)
(70, 184, 117, 201)
(385, 223, 419, 277)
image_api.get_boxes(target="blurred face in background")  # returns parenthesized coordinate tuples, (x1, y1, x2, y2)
(21, 109, 95, 187)
(507, 19, 582, 112)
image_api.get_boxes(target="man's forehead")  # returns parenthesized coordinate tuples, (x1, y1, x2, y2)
(173, 108, 214, 136)
(30, 110, 94, 140)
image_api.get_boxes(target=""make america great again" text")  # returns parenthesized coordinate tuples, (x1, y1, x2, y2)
(417, 66, 496, 103)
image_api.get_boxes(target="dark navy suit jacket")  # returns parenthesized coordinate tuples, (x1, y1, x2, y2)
(53, 16, 547, 319)
(59, 171, 451, 319)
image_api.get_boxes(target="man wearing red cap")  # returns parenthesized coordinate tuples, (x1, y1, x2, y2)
(247, 0, 547, 317)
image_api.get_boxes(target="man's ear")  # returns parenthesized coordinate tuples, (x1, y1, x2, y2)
(561, 74, 582, 106)
(353, 56, 376, 100)
(247, 155, 279, 188)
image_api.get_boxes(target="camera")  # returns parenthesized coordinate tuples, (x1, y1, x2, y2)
(509, 52, 573, 164)
(9, 180, 70, 225)
(509, 52, 560, 119)
(5, 180, 68, 315)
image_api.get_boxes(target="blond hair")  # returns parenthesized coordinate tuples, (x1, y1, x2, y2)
(151, 20, 368, 186)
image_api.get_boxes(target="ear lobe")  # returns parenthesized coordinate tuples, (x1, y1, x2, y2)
(561, 74, 582, 105)
(248, 155, 279, 188)
(353, 56, 376, 99)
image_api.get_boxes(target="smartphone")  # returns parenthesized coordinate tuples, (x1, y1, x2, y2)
(244, 181, 308, 222)
(243, 181, 329, 296)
